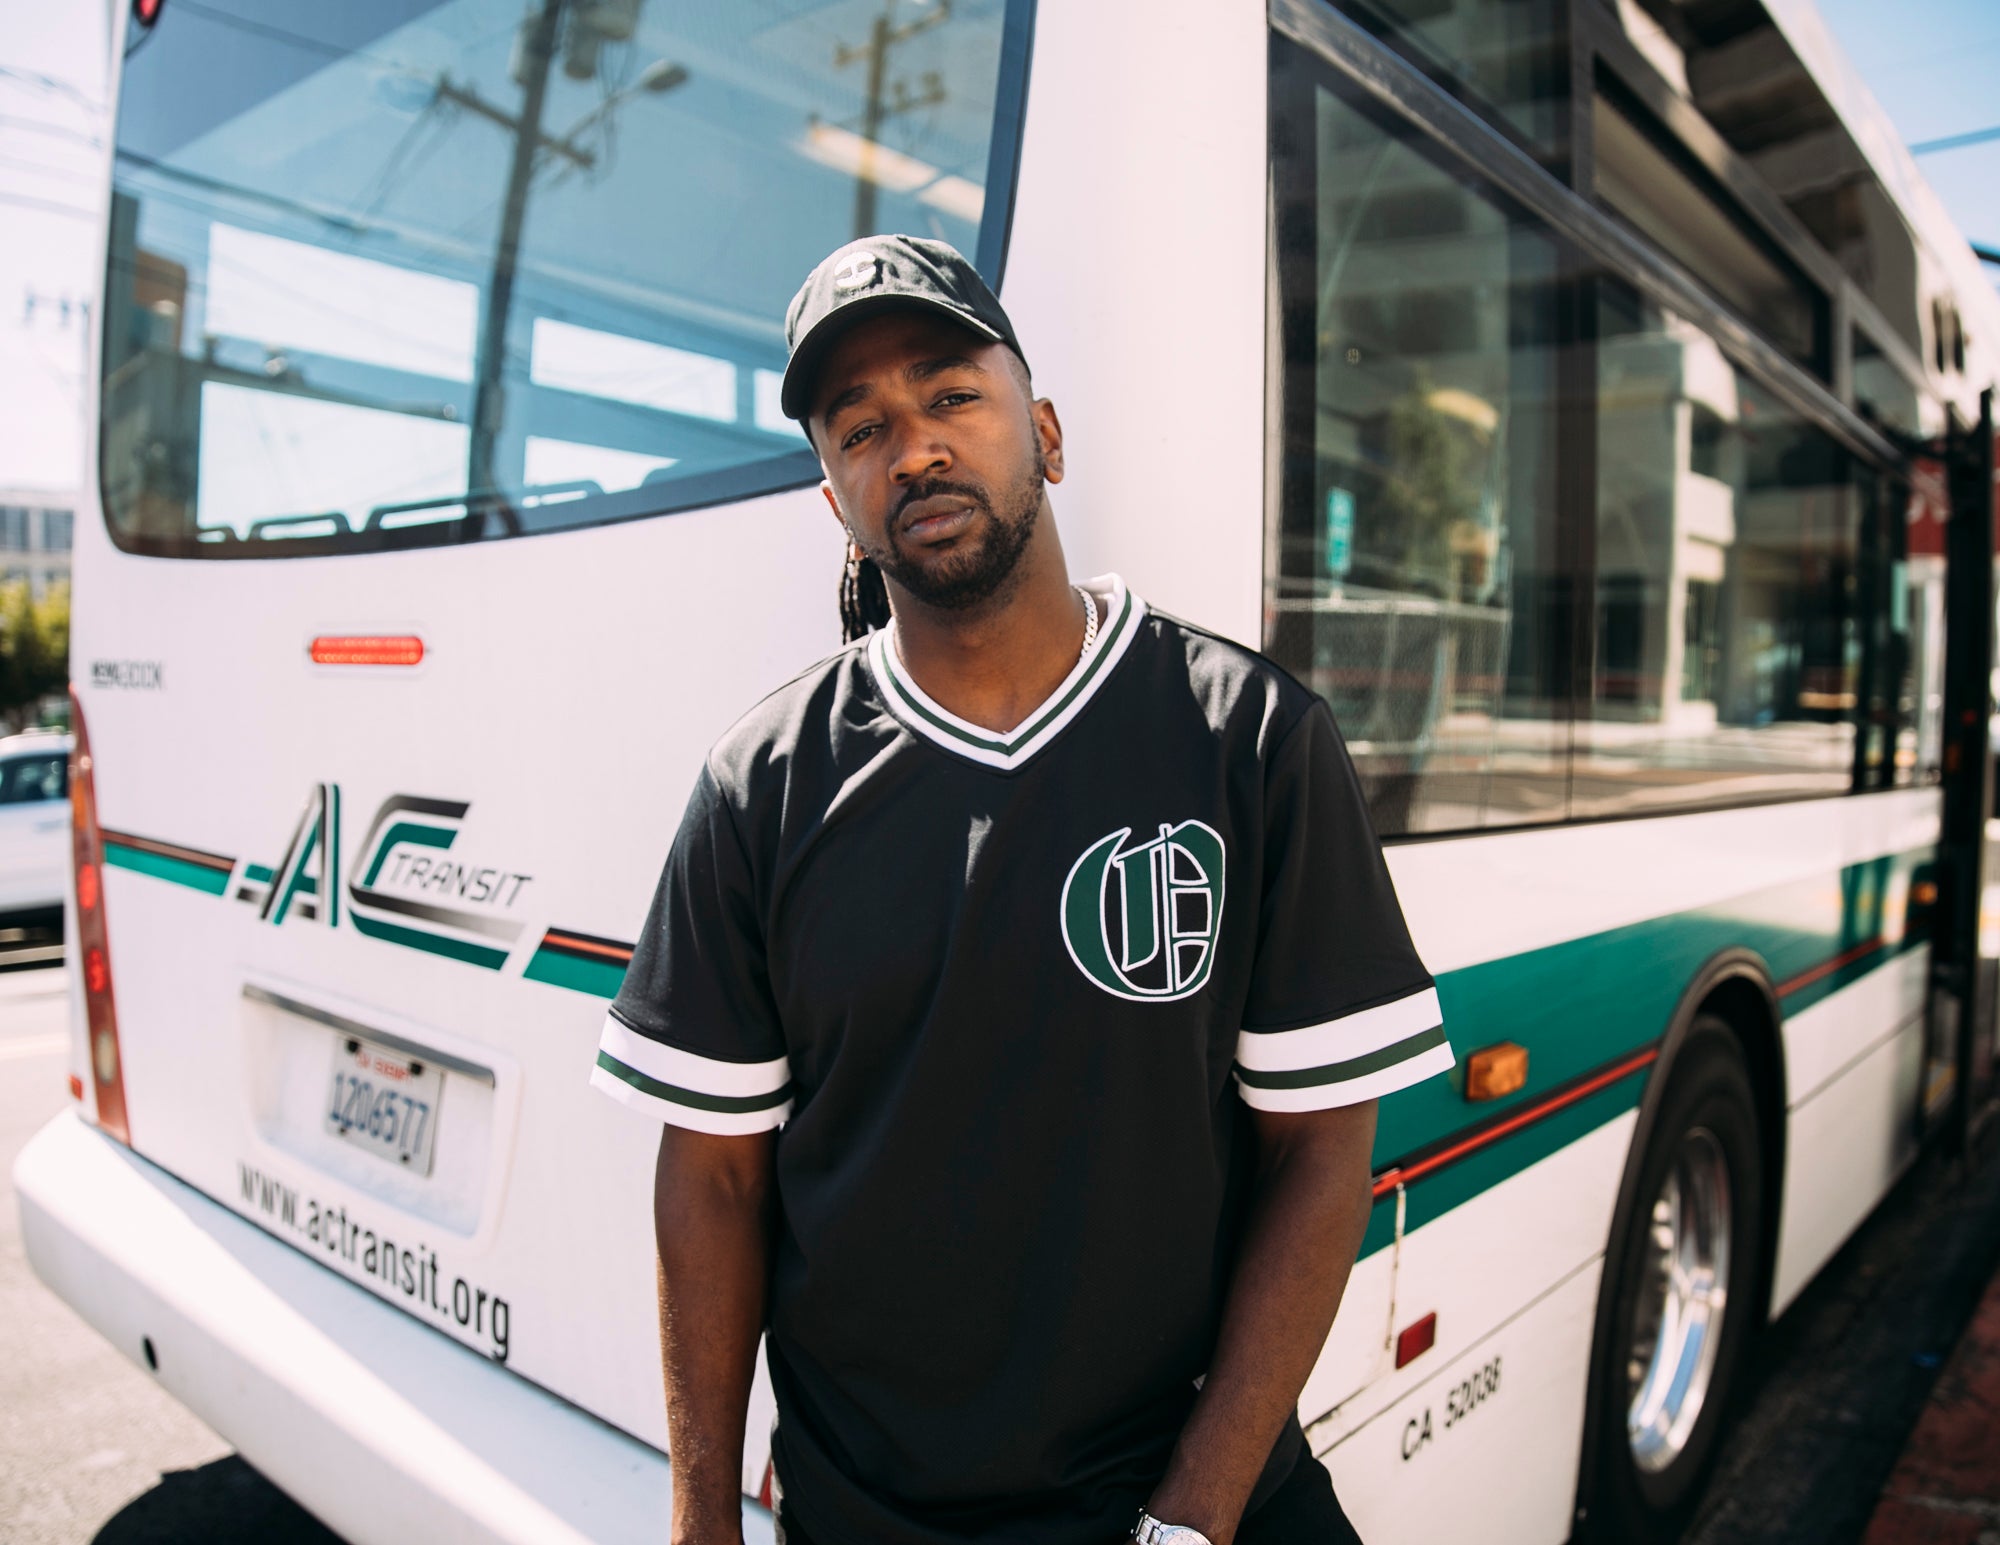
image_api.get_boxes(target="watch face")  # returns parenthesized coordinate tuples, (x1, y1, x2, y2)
(1156, 1530, 1212, 1545)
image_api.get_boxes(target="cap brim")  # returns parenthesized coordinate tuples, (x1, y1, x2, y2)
(780, 294, 1005, 423)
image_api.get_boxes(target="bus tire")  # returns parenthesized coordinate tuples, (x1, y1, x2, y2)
(1582, 1015, 1764, 1543)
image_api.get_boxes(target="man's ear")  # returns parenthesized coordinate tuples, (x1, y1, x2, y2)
(1033, 398, 1065, 485)
(820, 480, 845, 529)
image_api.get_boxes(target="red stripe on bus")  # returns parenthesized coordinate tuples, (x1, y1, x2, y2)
(1775, 936, 1885, 999)
(541, 930, 635, 962)
(99, 828, 236, 873)
(1371, 1045, 1661, 1201)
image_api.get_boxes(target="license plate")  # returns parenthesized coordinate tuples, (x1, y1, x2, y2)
(324, 1034, 445, 1176)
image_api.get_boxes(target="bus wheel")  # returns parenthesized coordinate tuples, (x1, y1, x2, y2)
(1585, 1016, 1763, 1543)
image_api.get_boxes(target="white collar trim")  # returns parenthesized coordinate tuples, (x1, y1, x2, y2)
(868, 574, 1145, 771)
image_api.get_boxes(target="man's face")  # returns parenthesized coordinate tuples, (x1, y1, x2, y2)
(811, 310, 1061, 612)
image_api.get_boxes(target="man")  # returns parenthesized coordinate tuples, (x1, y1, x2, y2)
(591, 236, 1454, 1545)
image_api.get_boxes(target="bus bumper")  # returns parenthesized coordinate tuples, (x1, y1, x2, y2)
(15, 1110, 774, 1545)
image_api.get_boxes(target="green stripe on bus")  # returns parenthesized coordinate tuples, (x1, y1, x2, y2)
(1359, 845, 1930, 1256)
(1374, 847, 1928, 1169)
(348, 912, 508, 970)
(594, 1050, 790, 1114)
(525, 947, 627, 998)
(244, 863, 274, 884)
(1358, 1060, 1647, 1260)
(103, 840, 233, 896)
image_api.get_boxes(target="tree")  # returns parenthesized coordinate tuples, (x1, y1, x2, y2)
(0, 578, 70, 731)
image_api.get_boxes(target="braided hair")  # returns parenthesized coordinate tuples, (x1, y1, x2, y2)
(839, 544, 893, 644)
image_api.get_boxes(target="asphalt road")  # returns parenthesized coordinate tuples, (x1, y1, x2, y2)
(4, 944, 1999, 1545)
(0, 961, 339, 1545)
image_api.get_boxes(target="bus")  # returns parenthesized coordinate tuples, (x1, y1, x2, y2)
(17, 0, 2000, 1540)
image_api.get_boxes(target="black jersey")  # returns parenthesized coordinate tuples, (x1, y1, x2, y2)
(593, 576, 1452, 1545)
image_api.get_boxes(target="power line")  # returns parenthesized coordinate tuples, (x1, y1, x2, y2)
(1909, 123, 2000, 156)
(0, 149, 99, 182)
(0, 66, 103, 114)
(0, 114, 104, 148)
(0, 190, 97, 221)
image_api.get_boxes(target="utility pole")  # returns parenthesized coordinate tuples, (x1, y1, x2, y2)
(465, 0, 565, 508)
(447, 1, 683, 510)
(834, 0, 950, 242)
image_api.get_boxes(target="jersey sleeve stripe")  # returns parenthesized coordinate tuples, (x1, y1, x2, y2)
(593, 1049, 793, 1114)
(1235, 985, 1442, 1072)
(589, 1062, 791, 1134)
(599, 1013, 789, 1097)
(1233, 1024, 1450, 1090)
(1235, 1038, 1458, 1112)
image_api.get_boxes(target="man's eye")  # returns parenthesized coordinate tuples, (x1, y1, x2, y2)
(936, 392, 977, 408)
(841, 424, 877, 451)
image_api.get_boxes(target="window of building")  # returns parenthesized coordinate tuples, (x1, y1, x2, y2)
(1852, 329, 1925, 440)
(1593, 92, 1822, 374)
(1270, 47, 1571, 836)
(1340, 0, 1568, 160)
(0, 507, 27, 551)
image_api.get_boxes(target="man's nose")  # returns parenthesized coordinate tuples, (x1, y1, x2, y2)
(888, 421, 951, 482)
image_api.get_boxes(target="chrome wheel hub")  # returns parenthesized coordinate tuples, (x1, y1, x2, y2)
(1627, 1126, 1732, 1474)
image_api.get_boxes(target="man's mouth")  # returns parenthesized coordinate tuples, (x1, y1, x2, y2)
(898, 495, 978, 545)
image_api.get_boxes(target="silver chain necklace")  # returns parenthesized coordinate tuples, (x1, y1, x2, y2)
(1075, 584, 1099, 661)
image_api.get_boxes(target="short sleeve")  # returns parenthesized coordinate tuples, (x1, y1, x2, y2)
(1234, 702, 1453, 1112)
(590, 764, 792, 1134)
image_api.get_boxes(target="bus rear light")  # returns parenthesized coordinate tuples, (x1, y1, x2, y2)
(1395, 1312, 1437, 1369)
(68, 1073, 83, 1101)
(310, 634, 424, 667)
(69, 686, 131, 1145)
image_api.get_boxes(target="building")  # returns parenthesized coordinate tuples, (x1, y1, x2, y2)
(0, 487, 75, 595)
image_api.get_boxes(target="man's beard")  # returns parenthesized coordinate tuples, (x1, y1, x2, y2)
(862, 446, 1046, 613)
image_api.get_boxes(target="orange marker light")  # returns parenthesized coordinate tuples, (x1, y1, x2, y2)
(1465, 1041, 1529, 1102)
(310, 635, 424, 667)
(1396, 1312, 1437, 1369)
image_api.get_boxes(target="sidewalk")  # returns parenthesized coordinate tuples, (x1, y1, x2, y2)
(1861, 1200, 2000, 1545)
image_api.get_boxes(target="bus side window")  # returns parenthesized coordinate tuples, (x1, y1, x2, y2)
(1267, 48, 1571, 838)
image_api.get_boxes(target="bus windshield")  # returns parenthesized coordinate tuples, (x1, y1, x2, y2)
(101, 0, 1028, 558)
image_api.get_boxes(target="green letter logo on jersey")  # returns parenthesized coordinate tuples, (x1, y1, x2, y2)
(1061, 821, 1226, 1001)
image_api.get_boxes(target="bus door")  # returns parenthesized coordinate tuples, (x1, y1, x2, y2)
(1927, 390, 1998, 1152)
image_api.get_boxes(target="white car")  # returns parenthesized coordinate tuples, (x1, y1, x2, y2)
(0, 731, 71, 918)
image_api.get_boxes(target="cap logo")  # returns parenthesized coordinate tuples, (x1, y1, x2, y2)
(832, 253, 882, 293)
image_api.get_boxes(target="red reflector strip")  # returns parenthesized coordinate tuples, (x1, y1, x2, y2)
(1372, 1044, 1660, 1201)
(310, 635, 424, 667)
(1396, 1312, 1437, 1369)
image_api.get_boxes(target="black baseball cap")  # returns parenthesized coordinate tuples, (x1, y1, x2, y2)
(781, 234, 1026, 423)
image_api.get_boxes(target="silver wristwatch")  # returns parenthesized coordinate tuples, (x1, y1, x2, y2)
(1132, 1511, 1213, 1545)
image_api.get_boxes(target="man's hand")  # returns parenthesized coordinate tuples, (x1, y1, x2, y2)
(654, 1123, 778, 1545)
(1142, 1099, 1378, 1545)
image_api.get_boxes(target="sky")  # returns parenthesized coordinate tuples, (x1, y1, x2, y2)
(0, 0, 109, 495)
(1815, 0, 2000, 266)
(0, 0, 1993, 500)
